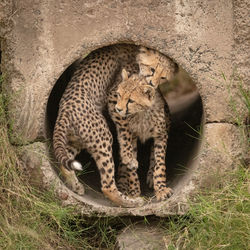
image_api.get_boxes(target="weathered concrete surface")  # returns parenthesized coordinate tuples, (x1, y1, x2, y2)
(0, 0, 248, 216)
(0, 0, 248, 143)
(233, 0, 250, 84)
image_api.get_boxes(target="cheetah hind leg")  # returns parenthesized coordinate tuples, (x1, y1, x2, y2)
(60, 164, 85, 195)
(87, 117, 144, 207)
(100, 162, 144, 207)
(93, 152, 144, 207)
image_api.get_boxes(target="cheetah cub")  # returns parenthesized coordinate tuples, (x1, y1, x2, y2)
(136, 46, 178, 88)
(53, 44, 144, 208)
(108, 69, 173, 201)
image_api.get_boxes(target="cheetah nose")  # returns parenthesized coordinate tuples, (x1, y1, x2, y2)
(115, 106, 123, 114)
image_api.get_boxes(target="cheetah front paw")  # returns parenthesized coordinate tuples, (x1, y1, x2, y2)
(155, 187, 173, 201)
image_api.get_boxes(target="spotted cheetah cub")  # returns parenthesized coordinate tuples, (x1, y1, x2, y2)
(53, 44, 144, 208)
(137, 46, 178, 88)
(108, 69, 173, 201)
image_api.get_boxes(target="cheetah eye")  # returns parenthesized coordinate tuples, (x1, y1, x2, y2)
(150, 67, 155, 74)
(161, 77, 166, 80)
(128, 99, 135, 103)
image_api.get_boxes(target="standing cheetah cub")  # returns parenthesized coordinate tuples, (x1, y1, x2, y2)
(108, 69, 173, 201)
(53, 44, 144, 208)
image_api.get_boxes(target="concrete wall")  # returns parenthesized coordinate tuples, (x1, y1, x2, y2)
(0, 0, 248, 216)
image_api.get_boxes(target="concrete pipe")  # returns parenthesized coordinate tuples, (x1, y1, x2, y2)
(0, 0, 248, 216)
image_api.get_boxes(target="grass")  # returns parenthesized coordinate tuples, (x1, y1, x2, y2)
(0, 75, 122, 249)
(0, 71, 249, 249)
(225, 73, 250, 152)
(161, 164, 249, 249)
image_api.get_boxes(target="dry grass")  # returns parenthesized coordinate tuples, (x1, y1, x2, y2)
(161, 164, 249, 250)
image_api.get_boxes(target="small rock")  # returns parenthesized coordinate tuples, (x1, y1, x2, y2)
(116, 222, 166, 250)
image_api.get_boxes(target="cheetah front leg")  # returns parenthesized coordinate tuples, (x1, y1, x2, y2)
(116, 128, 141, 198)
(153, 134, 173, 201)
(107, 97, 141, 199)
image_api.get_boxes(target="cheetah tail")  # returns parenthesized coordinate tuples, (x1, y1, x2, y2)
(53, 118, 82, 171)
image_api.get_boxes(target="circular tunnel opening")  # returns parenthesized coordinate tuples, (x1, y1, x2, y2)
(46, 44, 203, 206)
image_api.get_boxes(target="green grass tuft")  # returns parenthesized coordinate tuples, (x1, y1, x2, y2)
(162, 164, 250, 249)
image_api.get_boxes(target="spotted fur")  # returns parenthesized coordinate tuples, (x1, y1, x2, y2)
(107, 69, 173, 201)
(53, 44, 145, 207)
(136, 46, 178, 87)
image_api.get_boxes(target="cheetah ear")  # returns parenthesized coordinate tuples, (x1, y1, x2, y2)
(136, 46, 149, 64)
(141, 85, 155, 101)
(139, 46, 148, 53)
(121, 68, 129, 81)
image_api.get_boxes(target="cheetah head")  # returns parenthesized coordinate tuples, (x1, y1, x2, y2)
(115, 69, 155, 117)
(136, 46, 178, 88)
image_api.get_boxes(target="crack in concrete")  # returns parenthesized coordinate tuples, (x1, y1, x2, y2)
(205, 121, 242, 126)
